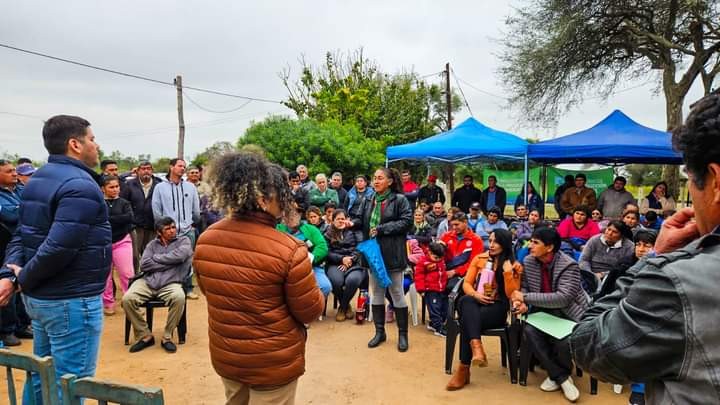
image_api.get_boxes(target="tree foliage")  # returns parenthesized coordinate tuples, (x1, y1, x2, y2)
(238, 116, 386, 177)
(281, 49, 462, 146)
(500, 0, 720, 195)
(190, 141, 236, 168)
(500, 0, 720, 127)
(624, 164, 665, 186)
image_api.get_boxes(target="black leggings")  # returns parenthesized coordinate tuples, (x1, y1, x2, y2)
(457, 295, 508, 365)
(326, 266, 367, 310)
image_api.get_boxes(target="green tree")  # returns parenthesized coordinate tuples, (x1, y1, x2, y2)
(191, 141, 236, 168)
(238, 116, 386, 178)
(500, 0, 720, 195)
(281, 49, 462, 146)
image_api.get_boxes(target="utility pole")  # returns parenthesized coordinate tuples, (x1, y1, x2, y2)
(445, 63, 455, 193)
(445, 62, 452, 131)
(174, 75, 185, 159)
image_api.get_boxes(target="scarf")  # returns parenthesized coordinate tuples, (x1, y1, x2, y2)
(369, 191, 391, 233)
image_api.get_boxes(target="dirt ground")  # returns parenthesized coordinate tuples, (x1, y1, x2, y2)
(5, 292, 627, 405)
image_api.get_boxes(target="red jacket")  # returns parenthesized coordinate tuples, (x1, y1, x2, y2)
(414, 255, 447, 292)
(440, 229, 484, 277)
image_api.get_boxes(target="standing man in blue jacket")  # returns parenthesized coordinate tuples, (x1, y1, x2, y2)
(0, 159, 33, 346)
(0, 115, 111, 404)
(152, 158, 200, 299)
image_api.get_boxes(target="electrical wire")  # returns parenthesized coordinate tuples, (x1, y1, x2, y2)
(183, 92, 253, 113)
(0, 111, 46, 121)
(453, 74, 509, 100)
(450, 69, 474, 117)
(0, 42, 283, 104)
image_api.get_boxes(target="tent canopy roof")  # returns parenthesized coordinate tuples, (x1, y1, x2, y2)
(528, 110, 682, 164)
(386, 117, 528, 163)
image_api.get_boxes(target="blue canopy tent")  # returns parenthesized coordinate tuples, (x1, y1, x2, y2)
(528, 110, 682, 165)
(385, 117, 531, 204)
(386, 117, 529, 163)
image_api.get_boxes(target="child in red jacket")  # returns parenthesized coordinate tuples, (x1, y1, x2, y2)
(415, 242, 448, 336)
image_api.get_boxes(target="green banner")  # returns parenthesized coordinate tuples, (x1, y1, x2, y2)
(482, 166, 615, 203)
(484, 167, 541, 202)
(546, 167, 615, 203)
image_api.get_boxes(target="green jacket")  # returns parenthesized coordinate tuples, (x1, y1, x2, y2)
(309, 187, 339, 207)
(276, 222, 328, 265)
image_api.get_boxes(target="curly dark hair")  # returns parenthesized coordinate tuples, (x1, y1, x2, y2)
(673, 91, 720, 189)
(205, 151, 291, 218)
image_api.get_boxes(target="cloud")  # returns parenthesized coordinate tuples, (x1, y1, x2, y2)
(0, 0, 705, 161)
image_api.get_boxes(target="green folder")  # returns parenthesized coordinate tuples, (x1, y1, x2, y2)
(525, 311, 577, 340)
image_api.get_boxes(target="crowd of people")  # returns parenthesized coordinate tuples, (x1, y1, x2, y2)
(0, 90, 719, 405)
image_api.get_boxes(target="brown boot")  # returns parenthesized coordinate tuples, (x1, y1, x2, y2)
(446, 364, 471, 391)
(470, 339, 488, 368)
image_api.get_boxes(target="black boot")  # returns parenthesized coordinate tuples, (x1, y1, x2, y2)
(396, 306, 409, 352)
(368, 305, 387, 348)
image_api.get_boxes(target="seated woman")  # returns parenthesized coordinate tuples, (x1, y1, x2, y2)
(621, 209, 645, 235)
(516, 209, 542, 242)
(324, 209, 367, 322)
(639, 181, 676, 217)
(278, 204, 332, 298)
(408, 208, 433, 248)
(511, 227, 588, 402)
(514, 181, 544, 217)
(578, 220, 635, 283)
(306, 205, 329, 234)
(556, 205, 600, 251)
(446, 229, 522, 391)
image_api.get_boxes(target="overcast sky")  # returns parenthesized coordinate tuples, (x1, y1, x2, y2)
(0, 1, 707, 162)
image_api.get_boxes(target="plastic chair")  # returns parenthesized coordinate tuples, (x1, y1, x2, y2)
(443, 278, 519, 384)
(124, 298, 187, 345)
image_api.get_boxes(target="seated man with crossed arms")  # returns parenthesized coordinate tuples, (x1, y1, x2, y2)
(122, 217, 191, 353)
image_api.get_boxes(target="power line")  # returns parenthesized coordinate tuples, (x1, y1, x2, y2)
(183, 92, 253, 113)
(0, 111, 46, 121)
(450, 69, 474, 117)
(0, 42, 283, 104)
(453, 74, 509, 100)
(418, 71, 444, 79)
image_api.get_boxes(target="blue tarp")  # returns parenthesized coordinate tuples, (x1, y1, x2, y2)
(528, 110, 682, 164)
(386, 117, 528, 163)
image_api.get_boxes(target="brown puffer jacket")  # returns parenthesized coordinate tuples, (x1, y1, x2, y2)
(193, 212, 325, 388)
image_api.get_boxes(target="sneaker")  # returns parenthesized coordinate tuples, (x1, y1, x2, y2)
(628, 392, 645, 405)
(104, 307, 116, 316)
(540, 376, 560, 392)
(560, 377, 580, 402)
(433, 327, 447, 337)
(426, 324, 436, 331)
(335, 310, 346, 322)
(186, 292, 200, 300)
(1, 333, 21, 347)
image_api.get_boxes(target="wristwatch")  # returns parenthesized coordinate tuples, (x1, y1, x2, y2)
(6, 275, 18, 288)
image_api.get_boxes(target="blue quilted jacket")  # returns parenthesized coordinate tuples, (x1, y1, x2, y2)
(0, 155, 111, 299)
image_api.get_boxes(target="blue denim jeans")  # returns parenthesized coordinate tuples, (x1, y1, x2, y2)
(313, 267, 332, 297)
(22, 295, 104, 405)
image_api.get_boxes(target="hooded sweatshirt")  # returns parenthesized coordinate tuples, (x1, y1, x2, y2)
(151, 178, 200, 236)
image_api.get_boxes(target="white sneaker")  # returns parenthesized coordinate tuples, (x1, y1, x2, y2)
(540, 376, 560, 392)
(560, 377, 580, 402)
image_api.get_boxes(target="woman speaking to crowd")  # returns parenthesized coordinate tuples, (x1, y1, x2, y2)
(351, 167, 413, 352)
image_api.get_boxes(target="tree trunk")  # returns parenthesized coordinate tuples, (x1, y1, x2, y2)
(662, 82, 685, 200)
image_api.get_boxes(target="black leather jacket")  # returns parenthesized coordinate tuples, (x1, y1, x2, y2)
(351, 192, 412, 272)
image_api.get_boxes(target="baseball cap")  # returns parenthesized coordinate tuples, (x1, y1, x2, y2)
(427, 175, 438, 182)
(470, 202, 481, 210)
(17, 163, 36, 176)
